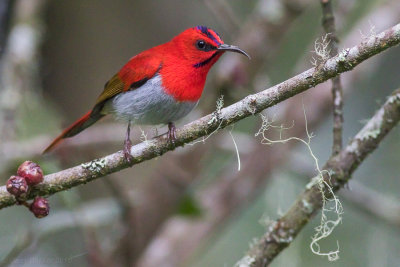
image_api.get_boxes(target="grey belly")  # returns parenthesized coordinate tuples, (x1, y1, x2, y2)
(102, 75, 197, 125)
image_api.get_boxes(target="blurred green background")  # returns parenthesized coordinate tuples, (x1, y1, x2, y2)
(0, 0, 400, 266)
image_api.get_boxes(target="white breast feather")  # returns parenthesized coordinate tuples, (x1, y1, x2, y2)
(102, 74, 197, 125)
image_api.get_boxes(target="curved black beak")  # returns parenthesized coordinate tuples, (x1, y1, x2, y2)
(217, 44, 251, 59)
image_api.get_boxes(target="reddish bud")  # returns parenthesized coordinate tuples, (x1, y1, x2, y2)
(30, 197, 49, 218)
(17, 161, 43, 186)
(6, 176, 29, 197)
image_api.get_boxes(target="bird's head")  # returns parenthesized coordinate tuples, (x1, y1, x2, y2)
(170, 26, 250, 69)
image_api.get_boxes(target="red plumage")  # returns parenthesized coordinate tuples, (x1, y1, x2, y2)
(44, 26, 249, 156)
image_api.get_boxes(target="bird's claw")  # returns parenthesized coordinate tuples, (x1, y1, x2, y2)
(123, 139, 133, 163)
(167, 122, 176, 144)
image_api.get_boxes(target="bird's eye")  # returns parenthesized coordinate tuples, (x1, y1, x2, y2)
(196, 40, 206, 50)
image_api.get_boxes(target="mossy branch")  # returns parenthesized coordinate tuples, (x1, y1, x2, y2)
(239, 88, 400, 266)
(1, 23, 400, 210)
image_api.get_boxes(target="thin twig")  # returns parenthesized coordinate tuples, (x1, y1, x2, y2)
(321, 0, 344, 155)
(0, 23, 399, 210)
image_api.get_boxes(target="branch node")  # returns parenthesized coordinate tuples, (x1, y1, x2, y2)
(246, 96, 258, 115)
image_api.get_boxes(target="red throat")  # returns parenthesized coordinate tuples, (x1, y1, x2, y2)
(160, 51, 223, 102)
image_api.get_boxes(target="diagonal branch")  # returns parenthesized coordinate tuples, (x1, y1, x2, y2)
(0, 23, 399, 210)
(240, 88, 400, 266)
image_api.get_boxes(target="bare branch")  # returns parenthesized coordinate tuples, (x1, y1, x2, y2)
(1, 23, 399, 210)
(320, 0, 344, 155)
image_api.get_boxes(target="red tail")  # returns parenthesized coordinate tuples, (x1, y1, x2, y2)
(43, 110, 104, 153)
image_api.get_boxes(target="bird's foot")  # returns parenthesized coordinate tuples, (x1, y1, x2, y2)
(167, 122, 176, 144)
(123, 121, 134, 163)
(123, 138, 133, 163)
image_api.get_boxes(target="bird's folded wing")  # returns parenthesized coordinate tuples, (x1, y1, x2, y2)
(95, 52, 162, 106)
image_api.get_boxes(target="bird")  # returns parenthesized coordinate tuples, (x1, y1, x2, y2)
(43, 26, 250, 161)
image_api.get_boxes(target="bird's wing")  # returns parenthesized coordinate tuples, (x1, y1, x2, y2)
(94, 53, 162, 107)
